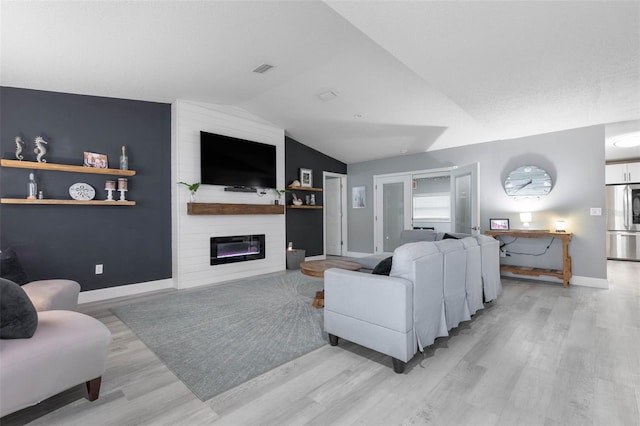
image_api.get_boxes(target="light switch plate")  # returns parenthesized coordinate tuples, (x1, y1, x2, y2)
(590, 207, 602, 216)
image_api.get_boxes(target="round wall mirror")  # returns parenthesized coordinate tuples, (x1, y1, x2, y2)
(504, 165, 552, 197)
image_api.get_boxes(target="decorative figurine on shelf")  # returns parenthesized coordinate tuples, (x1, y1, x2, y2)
(27, 173, 37, 199)
(120, 145, 129, 170)
(15, 136, 24, 160)
(292, 193, 303, 206)
(33, 136, 48, 163)
(178, 181, 200, 203)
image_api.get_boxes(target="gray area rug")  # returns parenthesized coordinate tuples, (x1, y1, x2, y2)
(110, 271, 326, 401)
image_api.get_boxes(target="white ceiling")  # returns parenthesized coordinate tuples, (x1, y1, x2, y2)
(2, 1, 639, 164)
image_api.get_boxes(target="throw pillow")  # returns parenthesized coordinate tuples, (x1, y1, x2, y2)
(442, 233, 460, 240)
(0, 278, 38, 339)
(372, 256, 393, 276)
(0, 247, 29, 285)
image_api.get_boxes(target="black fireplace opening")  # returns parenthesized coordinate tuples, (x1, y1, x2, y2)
(210, 234, 266, 265)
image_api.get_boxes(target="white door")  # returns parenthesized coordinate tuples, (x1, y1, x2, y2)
(374, 174, 412, 254)
(450, 163, 480, 235)
(325, 177, 343, 255)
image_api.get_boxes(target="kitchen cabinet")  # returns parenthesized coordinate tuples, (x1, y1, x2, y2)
(606, 162, 640, 184)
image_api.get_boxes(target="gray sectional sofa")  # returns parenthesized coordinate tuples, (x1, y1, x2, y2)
(324, 230, 501, 373)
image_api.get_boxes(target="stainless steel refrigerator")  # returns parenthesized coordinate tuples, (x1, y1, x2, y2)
(606, 184, 640, 261)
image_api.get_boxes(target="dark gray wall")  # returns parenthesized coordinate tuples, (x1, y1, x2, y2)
(285, 136, 346, 256)
(0, 87, 172, 291)
(347, 126, 607, 280)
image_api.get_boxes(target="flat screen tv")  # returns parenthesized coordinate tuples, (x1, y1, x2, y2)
(200, 131, 276, 189)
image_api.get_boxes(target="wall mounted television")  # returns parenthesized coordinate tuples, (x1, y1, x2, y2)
(200, 131, 277, 189)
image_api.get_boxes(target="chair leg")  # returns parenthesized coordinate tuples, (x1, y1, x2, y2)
(392, 358, 406, 374)
(85, 377, 102, 401)
(328, 333, 339, 346)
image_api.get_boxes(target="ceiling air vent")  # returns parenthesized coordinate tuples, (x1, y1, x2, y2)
(252, 63, 275, 74)
(317, 89, 339, 102)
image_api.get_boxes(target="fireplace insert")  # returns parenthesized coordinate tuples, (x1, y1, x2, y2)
(210, 234, 265, 265)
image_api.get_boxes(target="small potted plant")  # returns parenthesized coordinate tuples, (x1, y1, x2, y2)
(273, 188, 289, 205)
(178, 181, 200, 202)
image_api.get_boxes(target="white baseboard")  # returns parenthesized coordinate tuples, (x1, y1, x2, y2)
(345, 251, 373, 258)
(305, 254, 326, 261)
(78, 279, 175, 304)
(500, 272, 609, 289)
(571, 275, 609, 289)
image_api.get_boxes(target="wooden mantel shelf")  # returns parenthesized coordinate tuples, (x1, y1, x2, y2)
(187, 203, 284, 215)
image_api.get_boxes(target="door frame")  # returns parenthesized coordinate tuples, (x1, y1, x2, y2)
(323, 172, 348, 257)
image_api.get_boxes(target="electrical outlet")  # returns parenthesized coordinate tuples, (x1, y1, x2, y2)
(590, 207, 602, 216)
(500, 249, 507, 258)
(95, 264, 103, 275)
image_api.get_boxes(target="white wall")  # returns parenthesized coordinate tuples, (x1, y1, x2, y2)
(347, 125, 607, 284)
(172, 100, 286, 289)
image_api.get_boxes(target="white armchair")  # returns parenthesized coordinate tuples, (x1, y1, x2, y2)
(0, 278, 111, 417)
(324, 241, 448, 373)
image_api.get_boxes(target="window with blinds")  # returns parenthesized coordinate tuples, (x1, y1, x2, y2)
(413, 193, 451, 222)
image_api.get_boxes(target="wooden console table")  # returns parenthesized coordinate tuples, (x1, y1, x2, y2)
(485, 230, 572, 287)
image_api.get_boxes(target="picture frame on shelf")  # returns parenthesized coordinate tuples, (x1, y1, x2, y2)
(489, 218, 510, 230)
(300, 168, 313, 188)
(352, 186, 366, 209)
(83, 152, 108, 169)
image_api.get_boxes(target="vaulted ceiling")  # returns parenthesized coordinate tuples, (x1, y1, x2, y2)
(2, 1, 639, 163)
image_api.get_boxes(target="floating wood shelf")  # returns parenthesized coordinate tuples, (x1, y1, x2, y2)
(287, 205, 323, 209)
(287, 186, 322, 192)
(1, 159, 136, 176)
(1, 198, 135, 206)
(187, 203, 284, 215)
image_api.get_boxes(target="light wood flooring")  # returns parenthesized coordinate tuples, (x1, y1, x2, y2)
(3, 261, 639, 426)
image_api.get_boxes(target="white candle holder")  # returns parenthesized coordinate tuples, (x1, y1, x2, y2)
(118, 189, 128, 201)
(105, 189, 114, 201)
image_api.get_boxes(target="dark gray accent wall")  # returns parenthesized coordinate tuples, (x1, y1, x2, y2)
(347, 126, 607, 280)
(285, 136, 346, 256)
(0, 87, 172, 291)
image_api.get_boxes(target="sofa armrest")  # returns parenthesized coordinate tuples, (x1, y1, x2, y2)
(324, 269, 412, 333)
(22, 279, 80, 312)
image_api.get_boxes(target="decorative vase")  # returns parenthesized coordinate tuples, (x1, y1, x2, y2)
(120, 145, 129, 170)
(190, 192, 197, 203)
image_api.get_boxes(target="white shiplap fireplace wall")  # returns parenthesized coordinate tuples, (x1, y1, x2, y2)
(171, 100, 286, 290)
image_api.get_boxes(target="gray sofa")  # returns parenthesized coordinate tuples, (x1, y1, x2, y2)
(324, 230, 501, 373)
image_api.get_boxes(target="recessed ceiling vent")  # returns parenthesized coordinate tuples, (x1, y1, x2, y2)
(317, 89, 339, 102)
(252, 63, 275, 74)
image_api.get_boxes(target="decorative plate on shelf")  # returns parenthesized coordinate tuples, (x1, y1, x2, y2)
(69, 183, 96, 201)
